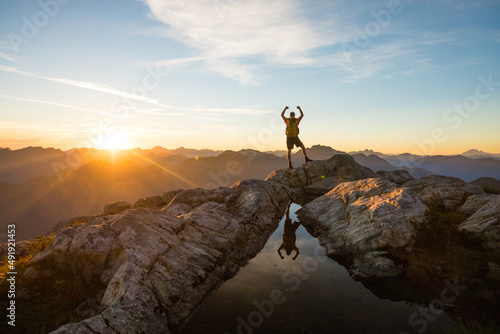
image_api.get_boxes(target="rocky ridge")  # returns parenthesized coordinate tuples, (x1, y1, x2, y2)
(403, 175, 484, 211)
(4, 154, 499, 333)
(265, 154, 376, 196)
(24, 180, 292, 333)
(16, 155, 377, 333)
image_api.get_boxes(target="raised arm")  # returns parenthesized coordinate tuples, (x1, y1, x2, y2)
(281, 106, 289, 123)
(297, 106, 304, 122)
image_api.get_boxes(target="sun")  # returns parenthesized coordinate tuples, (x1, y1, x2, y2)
(99, 132, 132, 150)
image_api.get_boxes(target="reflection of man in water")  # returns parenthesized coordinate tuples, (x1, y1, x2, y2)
(278, 204, 300, 260)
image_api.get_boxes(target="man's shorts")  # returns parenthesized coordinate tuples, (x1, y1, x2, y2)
(286, 136, 303, 150)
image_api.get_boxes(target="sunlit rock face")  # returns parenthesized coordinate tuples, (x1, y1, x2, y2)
(459, 195, 500, 249)
(298, 178, 427, 279)
(23, 180, 291, 334)
(403, 175, 484, 211)
(265, 154, 377, 196)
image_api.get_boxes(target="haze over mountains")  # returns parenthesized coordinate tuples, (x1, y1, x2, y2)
(0, 145, 499, 240)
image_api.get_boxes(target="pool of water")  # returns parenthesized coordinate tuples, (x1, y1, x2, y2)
(182, 203, 457, 334)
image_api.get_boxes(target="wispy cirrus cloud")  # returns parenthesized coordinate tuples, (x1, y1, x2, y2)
(0, 52, 15, 62)
(0, 95, 114, 116)
(139, 0, 435, 84)
(0, 65, 170, 108)
(141, 0, 343, 84)
(141, 1, 498, 84)
(181, 106, 272, 115)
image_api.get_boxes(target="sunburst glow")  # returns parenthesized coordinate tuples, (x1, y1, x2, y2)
(99, 132, 132, 150)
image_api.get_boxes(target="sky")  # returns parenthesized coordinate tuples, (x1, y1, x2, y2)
(0, 0, 499, 155)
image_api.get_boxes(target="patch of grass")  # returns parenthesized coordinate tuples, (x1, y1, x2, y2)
(483, 185, 500, 195)
(0, 232, 105, 333)
(28, 235, 55, 254)
(394, 196, 500, 327)
(404, 208, 497, 288)
(0, 235, 55, 280)
(0, 234, 80, 333)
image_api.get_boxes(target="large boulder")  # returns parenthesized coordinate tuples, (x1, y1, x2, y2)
(457, 193, 499, 217)
(133, 195, 166, 210)
(376, 169, 414, 185)
(102, 201, 132, 215)
(265, 154, 376, 196)
(297, 178, 427, 278)
(22, 180, 292, 334)
(403, 175, 484, 211)
(459, 195, 500, 249)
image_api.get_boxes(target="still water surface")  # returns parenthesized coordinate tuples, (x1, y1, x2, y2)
(182, 203, 457, 334)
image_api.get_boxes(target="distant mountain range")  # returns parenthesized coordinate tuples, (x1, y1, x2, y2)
(1, 145, 499, 240)
(0, 149, 283, 239)
(0, 146, 223, 183)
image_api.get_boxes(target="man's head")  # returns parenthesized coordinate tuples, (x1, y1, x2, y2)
(290, 112, 295, 118)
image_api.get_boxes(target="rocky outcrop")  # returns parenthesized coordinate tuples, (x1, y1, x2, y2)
(133, 195, 166, 210)
(297, 178, 427, 279)
(376, 169, 414, 185)
(457, 194, 499, 216)
(266, 154, 376, 196)
(22, 179, 292, 334)
(471, 177, 500, 194)
(14, 154, 376, 334)
(14, 153, 500, 333)
(403, 175, 484, 211)
(459, 195, 500, 249)
(102, 201, 132, 215)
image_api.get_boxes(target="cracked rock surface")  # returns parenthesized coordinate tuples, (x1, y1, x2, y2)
(266, 154, 376, 196)
(460, 194, 500, 249)
(14, 153, 499, 333)
(297, 178, 427, 278)
(22, 180, 291, 334)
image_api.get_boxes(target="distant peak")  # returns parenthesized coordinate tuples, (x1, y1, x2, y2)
(348, 149, 384, 156)
(461, 149, 497, 157)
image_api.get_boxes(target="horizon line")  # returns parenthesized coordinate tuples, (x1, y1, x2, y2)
(1, 145, 499, 157)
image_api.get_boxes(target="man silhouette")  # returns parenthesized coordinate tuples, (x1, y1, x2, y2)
(278, 203, 300, 260)
(281, 106, 312, 169)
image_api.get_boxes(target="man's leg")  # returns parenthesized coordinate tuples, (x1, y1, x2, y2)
(300, 144, 312, 163)
(287, 149, 293, 168)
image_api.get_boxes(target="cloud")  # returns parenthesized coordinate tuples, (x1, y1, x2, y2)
(0, 52, 15, 62)
(142, 0, 342, 83)
(0, 65, 170, 108)
(0, 95, 114, 116)
(181, 106, 273, 115)
(196, 123, 238, 131)
(141, 56, 207, 69)
(141, 1, 500, 84)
